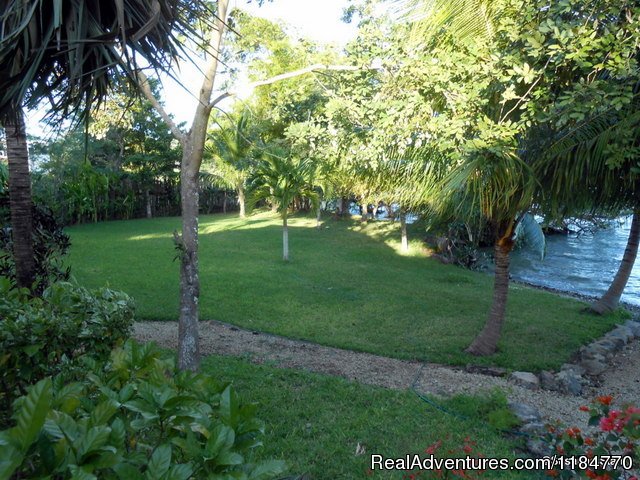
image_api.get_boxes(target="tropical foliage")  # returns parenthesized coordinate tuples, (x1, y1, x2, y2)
(0, 340, 286, 480)
(0, 278, 134, 425)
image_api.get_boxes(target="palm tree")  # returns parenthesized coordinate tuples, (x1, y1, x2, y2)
(0, 0, 209, 291)
(250, 151, 319, 261)
(3, 110, 35, 288)
(206, 112, 255, 218)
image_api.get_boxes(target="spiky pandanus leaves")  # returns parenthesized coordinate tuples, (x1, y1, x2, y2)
(0, 0, 215, 122)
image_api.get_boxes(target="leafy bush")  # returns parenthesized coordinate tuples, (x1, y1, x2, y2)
(0, 340, 287, 480)
(0, 278, 134, 422)
(0, 164, 71, 294)
(542, 396, 639, 479)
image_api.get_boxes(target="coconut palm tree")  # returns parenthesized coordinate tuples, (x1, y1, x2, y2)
(0, 0, 210, 291)
(250, 151, 318, 261)
(534, 101, 640, 314)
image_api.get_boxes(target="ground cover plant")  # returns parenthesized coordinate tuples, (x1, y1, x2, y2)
(65, 212, 626, 371)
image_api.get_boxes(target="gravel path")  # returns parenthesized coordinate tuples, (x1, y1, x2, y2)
(133, 320, 640, 430)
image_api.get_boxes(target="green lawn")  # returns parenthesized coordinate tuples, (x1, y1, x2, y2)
(66, 211, 625, 371)
(202, 354, 537, 479)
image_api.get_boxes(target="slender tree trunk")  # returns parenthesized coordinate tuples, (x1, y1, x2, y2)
(400, 208, 408, 252)
(177, 145, 201, 371)
(223, 191, 227, 214)
(591, 210, 640, 314)
(340, 196, 348, 218)
(4, 107, 36, 290)
(283, 215, 289, 261)
(238, 185, 246, 218)
(466, 223, 514, 356)
(316, 198, 323, 229)
(146, 190, 152, 218)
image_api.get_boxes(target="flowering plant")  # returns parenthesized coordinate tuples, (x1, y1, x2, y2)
(543, 396, 639, 479)
(401, 437, 487, 479)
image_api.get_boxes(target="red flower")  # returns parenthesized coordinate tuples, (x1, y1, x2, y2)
(545, 469, 559, 477)
(566, 427, 581, 438)
(425, 440, 442, 455)
(599, 410, 622, 432)
(584, 437, 594, 446)
(580, 405, 590, 412)
(597, 395, 613, 406)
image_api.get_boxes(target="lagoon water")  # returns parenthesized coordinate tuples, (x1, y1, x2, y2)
(510, 216, 640, 306)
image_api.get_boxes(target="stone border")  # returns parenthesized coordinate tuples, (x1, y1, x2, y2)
(506, 320, 640, 458)
(507, 320, 640, 396)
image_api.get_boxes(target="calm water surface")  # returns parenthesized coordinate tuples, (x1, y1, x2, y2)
(510, 216, 640, 306)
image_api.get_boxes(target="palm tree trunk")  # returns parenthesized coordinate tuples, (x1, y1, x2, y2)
(4, 107, 36, 290)
(316, 198, 323, 229)
(238, 184, 246, 218)
(466, 224, 514, 356)
(340, 196, 348, 218)
(283, 215, 289, 261)
(591, 210, 640, 314)
(223, 191, 228, 214)
(177, 146, 201, 372)
(400, 208, 408, 252)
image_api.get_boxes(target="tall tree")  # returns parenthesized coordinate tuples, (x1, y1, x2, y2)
(4, 111, 35, 288)
(385, 0, 640, 354)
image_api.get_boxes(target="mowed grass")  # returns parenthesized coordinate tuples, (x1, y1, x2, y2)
(66, 211, 625, 371)
(201, 355, 536, 479)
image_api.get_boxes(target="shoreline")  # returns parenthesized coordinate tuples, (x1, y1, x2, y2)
(512, 278, 640, 314)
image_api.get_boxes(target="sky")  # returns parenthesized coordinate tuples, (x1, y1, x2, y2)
(26, 0, 357, 137)
(162, 0, 357, 125)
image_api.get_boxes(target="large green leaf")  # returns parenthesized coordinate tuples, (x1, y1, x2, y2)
(69, 464, 98, 480)
(146, 444, 172, 480)
(14, 377, 52, 450)
(205, 425, 235, 458)
(0, 443, 24, 479)
(219, 386, 240, 427)
(514, 213, 546, 260)
(89, 400, 119, 427)
(249, 460, 287, 480)
(165, 463, 194, 480)
(77, 426, 112, 461)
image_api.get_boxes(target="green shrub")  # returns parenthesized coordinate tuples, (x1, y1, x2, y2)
(0, 278, 135, 422)
(0, 340, 287, 480)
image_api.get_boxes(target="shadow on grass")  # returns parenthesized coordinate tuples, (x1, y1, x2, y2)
(68, 211, 625, 371)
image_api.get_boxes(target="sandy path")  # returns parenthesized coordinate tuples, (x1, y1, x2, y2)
(133, 320, 640, 429)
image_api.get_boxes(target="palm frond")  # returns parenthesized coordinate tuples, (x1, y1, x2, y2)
(392, 0, 501, 46)
(532, 101, 640, 219)
(0, 0, 217, 123)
